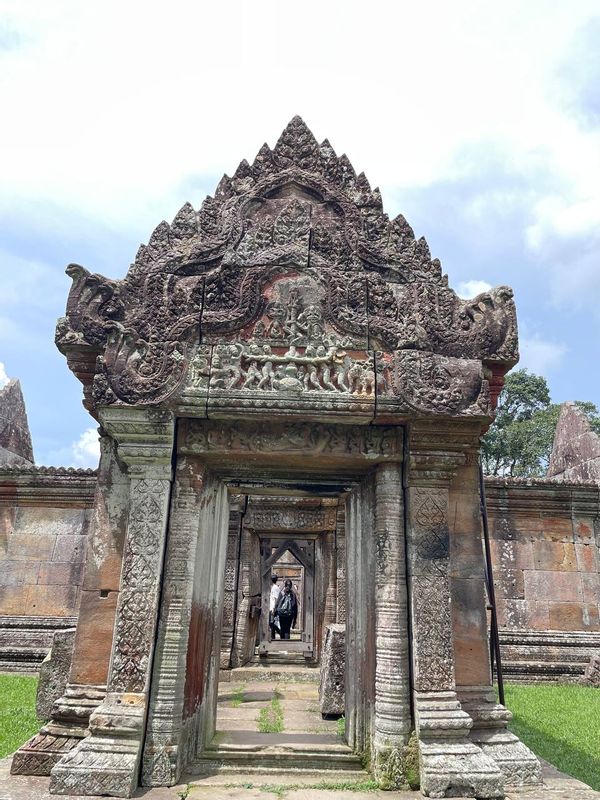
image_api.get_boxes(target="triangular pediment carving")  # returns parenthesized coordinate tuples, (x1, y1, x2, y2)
(56, 117, 518, 416)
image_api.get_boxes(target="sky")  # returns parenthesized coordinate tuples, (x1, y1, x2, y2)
(1, 0, 599, 468)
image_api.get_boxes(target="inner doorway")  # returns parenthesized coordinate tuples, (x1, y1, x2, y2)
(258, 536, 314, 659)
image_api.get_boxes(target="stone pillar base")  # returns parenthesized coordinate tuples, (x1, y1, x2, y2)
(460, 687, 542, 787)
(417, 692, 504, 799)
(50, 693, 145, 798)
(11, 684, 105, 777)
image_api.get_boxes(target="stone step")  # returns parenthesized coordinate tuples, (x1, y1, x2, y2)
(192, 749, 364, 774)
(186, 769, 371, 786)
(226, 665, 320, 683)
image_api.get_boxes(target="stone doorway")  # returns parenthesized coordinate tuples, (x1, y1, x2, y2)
(137, 417, 404, 790)
(16, 117, 542, 799)
(258, 536, 314, 658)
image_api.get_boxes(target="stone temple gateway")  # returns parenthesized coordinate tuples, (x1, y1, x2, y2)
(12, 118, 542, 797)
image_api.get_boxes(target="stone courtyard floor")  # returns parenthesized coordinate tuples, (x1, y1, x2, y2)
(1, 680, 599, 800)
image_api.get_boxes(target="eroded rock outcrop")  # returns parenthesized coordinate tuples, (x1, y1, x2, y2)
(548, 402, 600, 483)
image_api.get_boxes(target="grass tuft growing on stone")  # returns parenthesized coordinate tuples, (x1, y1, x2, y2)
(336, 714, 345, 737)
(0, 674, 42, 758)
(505, 683, 600, 790)
(257, 696, 284, 733)
(230, 684, 246, 708)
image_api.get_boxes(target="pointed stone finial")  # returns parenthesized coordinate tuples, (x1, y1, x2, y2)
(0, 378, 34, 465)
(273, 115, 319, 169)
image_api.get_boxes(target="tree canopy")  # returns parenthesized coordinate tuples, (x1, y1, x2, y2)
(481, 369, 600, 477)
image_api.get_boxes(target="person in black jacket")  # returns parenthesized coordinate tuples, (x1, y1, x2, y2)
(275, 579, 298, 640)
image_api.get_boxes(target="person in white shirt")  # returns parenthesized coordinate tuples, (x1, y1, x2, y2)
(269, 575, 281, 640)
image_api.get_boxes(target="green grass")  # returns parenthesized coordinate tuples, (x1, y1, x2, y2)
(257, 696, 284, 734)
(0, 674, 42, 758)
(336, 714, 346, 737)
(505, 683, 600, 790)
(230, 683, 246, 708)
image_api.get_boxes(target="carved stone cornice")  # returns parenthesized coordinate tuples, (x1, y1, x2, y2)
(98, 407, 174, 474)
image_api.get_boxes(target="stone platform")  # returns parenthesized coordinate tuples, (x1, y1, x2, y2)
(3, 680, 600, 799)
(2, 757, 599, 799)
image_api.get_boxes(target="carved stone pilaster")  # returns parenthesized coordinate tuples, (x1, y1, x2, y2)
(140, 458, 218, 786)
(50, 408, 175, 798)
(407, 433, 503, 799)
(373, 462, 411, 788)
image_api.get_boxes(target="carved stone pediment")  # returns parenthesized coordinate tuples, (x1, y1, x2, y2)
(56, 116, 518, 417)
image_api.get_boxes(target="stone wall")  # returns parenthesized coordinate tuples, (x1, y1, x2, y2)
(486, 477, 600, 681)
(0, 465, 96, 671)
(1, 463, 600, 682)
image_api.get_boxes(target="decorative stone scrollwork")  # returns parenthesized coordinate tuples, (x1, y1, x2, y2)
(180, 419, 401, 459)
(56, 116, 517, 413)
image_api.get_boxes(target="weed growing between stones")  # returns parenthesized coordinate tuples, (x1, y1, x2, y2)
(336, 714, 346, 737)
(230, 683, 246, 708)
(257, 696, 284, 733)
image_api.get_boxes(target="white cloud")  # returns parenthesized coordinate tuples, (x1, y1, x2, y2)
(71, 427, 100, 468)
(519, 334, 568, 375)
(456, 280, 493, 298)
(0, 361, 9, 388)
(0, 1, 598, 237)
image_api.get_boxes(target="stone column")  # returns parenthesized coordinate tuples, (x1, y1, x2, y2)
(323, 529, 337, 628)
(335, 504, 346, 624)
(372, 461, 412, 788)
(12, 430, 129, 777)
(50, 408, 175, 798)
(407, 424, 503, 799)
(451, 450, 541, 786)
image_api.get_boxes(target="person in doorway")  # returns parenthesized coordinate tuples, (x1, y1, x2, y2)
(269, 574, 281, 640)
(275, 579, 298, 640)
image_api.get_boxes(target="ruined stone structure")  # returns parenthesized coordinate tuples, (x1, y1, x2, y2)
(0, 379, 34, 466)
(0, 442, 95, 671)
(488, 476, 600, 682)
(11, 118, 543, 797)
(548, 402, 600, 484)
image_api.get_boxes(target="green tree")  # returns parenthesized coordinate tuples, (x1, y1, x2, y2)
(481, 369, 600, 477)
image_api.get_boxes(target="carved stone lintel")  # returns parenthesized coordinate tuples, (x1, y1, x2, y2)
(50, 410, 174, 797)
(181, 418, 401, 460)
(459, 687, 542, 787)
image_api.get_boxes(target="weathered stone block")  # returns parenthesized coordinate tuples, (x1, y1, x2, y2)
(0, 561, 40, 587)
(37, 562, 83, 586)
(36, 628, 76, 720)
(52, 534, 86, 563)
(582, 573, 600, 605)
(69, 589, 118, 685)
(319, 623, 345, 716)
(452, 578, 490, 686)
(548, 602, 599, 631)
(523, 570, 583, 603)
(533, 541, 577, 572)
(7, 532, 56, 561)
(575, 543, 597, 573)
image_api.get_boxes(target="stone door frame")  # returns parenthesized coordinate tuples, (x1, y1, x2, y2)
(258, 533, 315, 657)
(140, 416, 409, 788)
